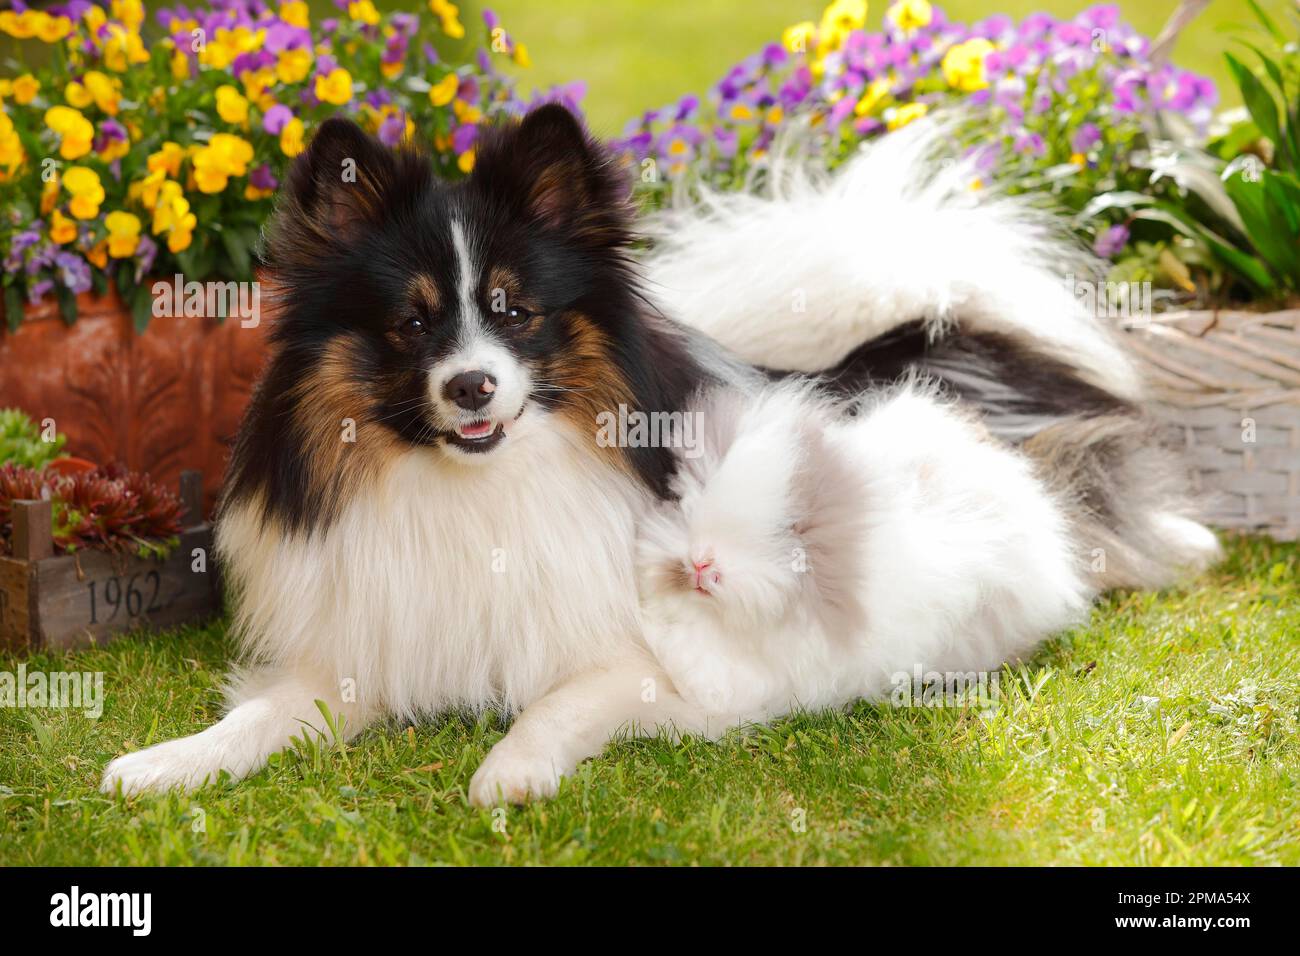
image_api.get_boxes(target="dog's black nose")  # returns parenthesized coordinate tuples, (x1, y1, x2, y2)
(443, 370, 496, 411)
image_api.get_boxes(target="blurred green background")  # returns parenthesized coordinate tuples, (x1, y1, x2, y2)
(464, 0, 1280, 134)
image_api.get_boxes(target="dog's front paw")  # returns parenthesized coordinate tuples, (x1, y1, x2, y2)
(101, 736, 224, 796)
(468, 740, 566, 807)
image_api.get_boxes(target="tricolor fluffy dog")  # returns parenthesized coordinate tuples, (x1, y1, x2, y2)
(102, 106, 1218, 804)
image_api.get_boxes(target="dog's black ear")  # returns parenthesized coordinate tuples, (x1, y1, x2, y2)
(473, 104, 632, 247)
(266, 117, 432, 276)
(282, 117, 402, 241)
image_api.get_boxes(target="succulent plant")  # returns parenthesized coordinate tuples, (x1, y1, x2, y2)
(0, 461, 183, 558)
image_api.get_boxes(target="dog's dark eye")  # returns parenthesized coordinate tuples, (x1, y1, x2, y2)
(501, 307, 534, 328)
(399, 316, 427, 337)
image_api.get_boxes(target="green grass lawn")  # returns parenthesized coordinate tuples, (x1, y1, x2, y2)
(1, 535, 1295, 866)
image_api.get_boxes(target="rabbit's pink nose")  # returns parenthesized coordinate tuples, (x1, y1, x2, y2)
(692, 560, 720, 593)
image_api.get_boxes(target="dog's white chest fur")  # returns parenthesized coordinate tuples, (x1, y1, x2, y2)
(217, 416, 646, 718)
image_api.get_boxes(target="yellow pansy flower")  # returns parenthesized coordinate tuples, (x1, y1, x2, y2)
(82, 5, 107, 36)
(111, 0, 146, 31)
(513, 42, 531, 68)
(241, 68, 276, 102)
(63, 166, 105, 219)
(452, 99, 481, 124)
(429, 0, 465, 39)
(97, 128, 130, 163)
(279, 2, 310, 28)
(782, 21, 816, 54)
(83, 71, 120, 115)
(65, 82, 94, 109)
(887, 0, 932, 31)
(276, 48, 313, 84)
(0, 127, 23, 180)
(201, 26, 264, 70)
(35, 13, 74, 43)
(105, 211, 142, 258)
(40, 177, 60, 214)
(428, 72, 459, 107)
(152, 180, 197, 253)
(13, 74, 40, 105)
(148, 141, 186, 179)
(192, 132, 254, 193)
(941, 38, 995, 92)
(50, 209, 78, 245)
(172, 48, 192, 81)
(44, 106, 95, 160)
(886, 101, 928, 130)
(87, 241, 109, 269)
(0, 11, 37, 39)
(280, 117, 304, 157)
(854, 76, 892, 116)
(381, 60, 404, 79)
(348, 1, 381, 26)
(137, 168, 167, 209)
(315, 68, 353, 106)
(457, 149, 475, 174)
(817, 0, 867, 55)
(103, 25, 151, 72)
(216, 85, 250, 125)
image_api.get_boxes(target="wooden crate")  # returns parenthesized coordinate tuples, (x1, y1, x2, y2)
(0, 471, 220, 652)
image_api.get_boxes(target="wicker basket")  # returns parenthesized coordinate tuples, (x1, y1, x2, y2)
(1120, 309, 1300, 540)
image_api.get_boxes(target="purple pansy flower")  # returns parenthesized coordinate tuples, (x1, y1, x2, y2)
(262, 104, 293, 135)
(1093, 224, 1130, 258)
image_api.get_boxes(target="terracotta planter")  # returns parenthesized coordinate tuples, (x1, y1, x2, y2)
(0, 285, 270, 514)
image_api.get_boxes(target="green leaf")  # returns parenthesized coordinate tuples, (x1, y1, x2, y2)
(1236, 41, 1297, 170)
(1225, 171, 1300, 285)
(1133, 205, 1275, 295)
(1245, 0, 1285, 42)
(130, 282, 154, 334)
(1225, 53, 1287, 168)
(3, 283, 23, 333)
(1213, 119, 1264, 161)
(219, 227, 252, 281)
(115, 261, 136, 302)
(55, 285, 78, 326)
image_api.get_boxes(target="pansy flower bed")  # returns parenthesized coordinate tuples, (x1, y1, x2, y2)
(0, 0, 576, 329)
(611, 1, 1233, 293)
(615, 2, 1214, 189)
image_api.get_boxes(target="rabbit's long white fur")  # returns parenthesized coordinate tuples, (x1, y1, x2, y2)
(637, 382, 1097, 721)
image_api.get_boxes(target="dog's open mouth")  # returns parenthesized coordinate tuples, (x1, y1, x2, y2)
(446, 420, 507, 453)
